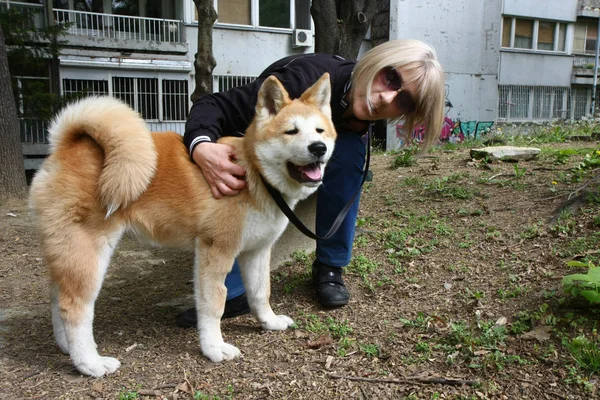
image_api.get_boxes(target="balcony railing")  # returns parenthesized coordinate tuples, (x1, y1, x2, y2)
(573, 55, 598, 69)
(53, 9, 183, 44)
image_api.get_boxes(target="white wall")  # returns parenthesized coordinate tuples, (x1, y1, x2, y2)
(503, 0, 578, 22)
(389, 0, 502, 124)
(499, 52, 574, 86)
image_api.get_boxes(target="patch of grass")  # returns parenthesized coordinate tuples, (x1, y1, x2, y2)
(391, 146, 419, 169)
(498, 285, 528, 299)
(564, 331, 600, 374)
(337, 336, 356, 357)
(399, 176, 421, 186)
(347, 254, 379, 289)
(445, 320, 508, 356)
(302, 314, 353, 340)
(399, 312, 432, 331)
(423, 176, 474, 200)
(359, 342, 381, 358)
(520, 221, 544, 239)
(119, 389, 139, 400)
(552, 210, 577, 237)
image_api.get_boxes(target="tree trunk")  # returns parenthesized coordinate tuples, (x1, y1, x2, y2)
(191, 0, 218, 103)
(311, 0, 380, 60)
(0, 23, 27, 201)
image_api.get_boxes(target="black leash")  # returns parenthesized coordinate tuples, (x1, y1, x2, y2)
(261, 123, 373, 241)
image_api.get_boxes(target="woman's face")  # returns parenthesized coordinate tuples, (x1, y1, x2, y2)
(351, 67, 416, 121)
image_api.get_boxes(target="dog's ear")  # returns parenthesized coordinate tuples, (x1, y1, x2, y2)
(300, 73, 331, 118)
(256, 76, 291, 119)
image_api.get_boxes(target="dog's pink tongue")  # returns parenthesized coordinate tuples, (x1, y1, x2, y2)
(300, 164, 322, 181)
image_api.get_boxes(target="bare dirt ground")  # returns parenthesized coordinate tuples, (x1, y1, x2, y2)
(1, 139, 600, 399)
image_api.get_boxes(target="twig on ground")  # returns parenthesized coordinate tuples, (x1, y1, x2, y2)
(489, 173, 515, 181)
(567, 172, 600, 200)
(569, 249, 600, 260)
(328, 373, 479, 386)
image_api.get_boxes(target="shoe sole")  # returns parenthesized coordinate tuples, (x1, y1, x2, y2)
(319, 299, 349, 307)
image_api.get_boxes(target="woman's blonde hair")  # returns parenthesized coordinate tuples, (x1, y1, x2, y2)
(351, 39, 445, 150)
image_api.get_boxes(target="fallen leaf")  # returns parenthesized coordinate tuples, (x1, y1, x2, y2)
(494, 317, 508, 327)
(91, 382, 103, 393)
(521, 326, 552, 342)
(307, 335, 333, 349)
(325, 355, 334, 370)
(175, 381, 193, 395)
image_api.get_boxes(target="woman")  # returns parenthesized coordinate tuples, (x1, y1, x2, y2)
(178, 39, 445, 327)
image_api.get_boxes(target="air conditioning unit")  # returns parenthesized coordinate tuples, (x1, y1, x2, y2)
(292, 29, 313, 48)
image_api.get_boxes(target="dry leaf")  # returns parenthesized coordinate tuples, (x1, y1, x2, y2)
(521, 326, 552, 342)
(307, 335, 333, 349)
(325, 355, 334, 370)
(91, 382, 103, 393)
(175, 381, 193, 395)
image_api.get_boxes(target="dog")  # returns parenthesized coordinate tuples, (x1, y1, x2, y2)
(29, 73, 336, 377)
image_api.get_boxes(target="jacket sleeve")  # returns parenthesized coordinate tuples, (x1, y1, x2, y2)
(183, 78, 265, 156)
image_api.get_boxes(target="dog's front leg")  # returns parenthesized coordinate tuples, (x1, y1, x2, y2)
(238, 248, 294, 330)
(194, 243, 241, 362)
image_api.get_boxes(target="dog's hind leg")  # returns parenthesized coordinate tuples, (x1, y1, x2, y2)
(238, 247, 294, 331)
(194, 242, 241, 362)
(48, 225, 124, 377)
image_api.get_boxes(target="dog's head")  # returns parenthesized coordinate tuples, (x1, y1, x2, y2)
(249, 73, 337, 200)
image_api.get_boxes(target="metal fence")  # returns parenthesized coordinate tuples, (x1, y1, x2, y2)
(497, 85, 600, 121)
(214, 75, 257, 92)
(53, 8, 182, 43)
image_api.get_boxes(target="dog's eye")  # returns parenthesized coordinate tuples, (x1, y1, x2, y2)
(285, 128, 299, 135)
(316, 128, 324, 134)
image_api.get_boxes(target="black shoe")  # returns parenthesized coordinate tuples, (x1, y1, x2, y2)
(312, 262, 350, 307)
(176, 293, 251, 328)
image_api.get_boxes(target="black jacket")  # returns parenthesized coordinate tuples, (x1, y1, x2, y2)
(184, 53, 357, 155)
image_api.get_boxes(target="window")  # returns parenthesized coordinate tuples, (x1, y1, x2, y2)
(214, 0, 293, 29)
(502, 18, 512, 47)
(498, 85, 569, 121)
(514, 19, 533, 49)
(259, 0, 290, 28)
(218, 0, 251, 25)
(163, 80, 189, 121)
(537, 21, 554, 51)
(502, 17, 567, 52)
(62, 77, 188, 122)
(574, 19, 598, 54)
(63, 79, 109, 97)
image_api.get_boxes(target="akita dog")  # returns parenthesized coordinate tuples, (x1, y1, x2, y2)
(29, 73, 336, 377)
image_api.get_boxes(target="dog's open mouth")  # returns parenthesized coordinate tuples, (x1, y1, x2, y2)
(287, 162, 323, 184)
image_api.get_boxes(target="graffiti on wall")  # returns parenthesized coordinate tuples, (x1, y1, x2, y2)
(396, 86, 494, 146)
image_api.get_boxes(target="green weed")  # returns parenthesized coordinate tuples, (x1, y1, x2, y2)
(564, 331, 600, 374)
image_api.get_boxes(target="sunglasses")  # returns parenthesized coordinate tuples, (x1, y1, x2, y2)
(383, 67, 416, 114)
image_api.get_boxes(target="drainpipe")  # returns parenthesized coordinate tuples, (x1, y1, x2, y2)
(592, 18, 600, 116)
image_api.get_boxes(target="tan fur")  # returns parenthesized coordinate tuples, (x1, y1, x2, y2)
(29, 74, 336, 377)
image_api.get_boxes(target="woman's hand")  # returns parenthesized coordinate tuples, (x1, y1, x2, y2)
(192, 142, 247, 199)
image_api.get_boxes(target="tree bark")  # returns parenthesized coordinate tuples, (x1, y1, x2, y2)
(311, 0, 380, 60)
(0, 23, 27, 201)
(191, 0, 218, 102)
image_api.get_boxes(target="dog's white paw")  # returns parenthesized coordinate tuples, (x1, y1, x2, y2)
(75, 356, 121, 377)
(261, 314, 294, 331)
(201, 342, 241, 363)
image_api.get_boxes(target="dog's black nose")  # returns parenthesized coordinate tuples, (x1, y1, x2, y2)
(308, 142, 327, 157)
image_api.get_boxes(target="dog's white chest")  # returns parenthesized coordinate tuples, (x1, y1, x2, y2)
(241, 208, 288, 250)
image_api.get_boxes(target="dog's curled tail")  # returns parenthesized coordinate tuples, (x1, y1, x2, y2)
(48, 96, 157, 216)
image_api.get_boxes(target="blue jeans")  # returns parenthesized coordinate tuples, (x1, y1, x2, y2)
(224, 130, 367, 298)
